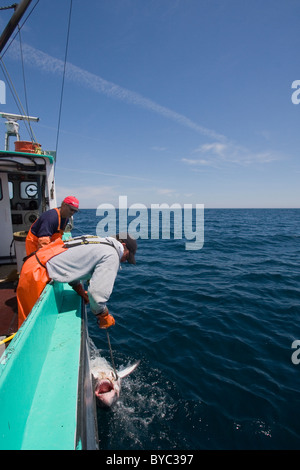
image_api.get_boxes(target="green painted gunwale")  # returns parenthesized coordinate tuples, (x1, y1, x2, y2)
(0, 149, 55, 164)
(0, 281, 84, 450)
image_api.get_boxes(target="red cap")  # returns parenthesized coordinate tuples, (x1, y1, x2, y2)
(63, 196, 79, 211)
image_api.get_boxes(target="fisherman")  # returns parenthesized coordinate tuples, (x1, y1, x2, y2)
(17, 234, 137, 330)
(25, 196, 80, 256)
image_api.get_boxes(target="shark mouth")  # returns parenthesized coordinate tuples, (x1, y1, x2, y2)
(94, 378, 117, 407)
(95, 379, 114, 395)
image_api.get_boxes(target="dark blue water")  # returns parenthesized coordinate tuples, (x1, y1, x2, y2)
(72, 209, 300, 450)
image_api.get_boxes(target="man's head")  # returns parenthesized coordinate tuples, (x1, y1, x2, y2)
(116, 233, 137, 264)
(60, 196, 79, 218)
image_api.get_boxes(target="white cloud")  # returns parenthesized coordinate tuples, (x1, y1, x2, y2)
(182, 141, 281, 168)
(7, 42, 283, 172)
(156, 188, 176, 195)
(193, 143, 227, 157)
(7, 42, 226, 141)
(182, 158, 213, 166)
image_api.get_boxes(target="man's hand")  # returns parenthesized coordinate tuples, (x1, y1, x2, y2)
(72, 283, 89, 304)
(96, 309, 115, 329)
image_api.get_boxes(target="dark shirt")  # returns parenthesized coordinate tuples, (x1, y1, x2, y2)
(30, 208, 67, 238)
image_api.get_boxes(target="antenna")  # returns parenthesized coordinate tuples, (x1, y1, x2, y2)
(0, 112, 39, 150)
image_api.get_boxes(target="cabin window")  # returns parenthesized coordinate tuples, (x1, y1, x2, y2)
(8, 181, 13, 199)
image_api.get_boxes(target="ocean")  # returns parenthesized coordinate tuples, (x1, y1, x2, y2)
(72, 208, 300, 450)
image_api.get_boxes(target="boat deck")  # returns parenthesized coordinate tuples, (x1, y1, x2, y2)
(0, 264, 18, 356)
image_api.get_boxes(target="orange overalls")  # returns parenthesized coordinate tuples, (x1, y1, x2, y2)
(25, 208, 66, 256)
(17, 238, 68, 329)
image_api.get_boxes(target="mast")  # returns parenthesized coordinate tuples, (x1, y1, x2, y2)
(0, 0, 32, 55)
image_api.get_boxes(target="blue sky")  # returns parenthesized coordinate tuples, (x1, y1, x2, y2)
(0, 0, 300, 208)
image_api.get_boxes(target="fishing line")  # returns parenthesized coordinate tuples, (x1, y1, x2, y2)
(106, 330, 118, 379)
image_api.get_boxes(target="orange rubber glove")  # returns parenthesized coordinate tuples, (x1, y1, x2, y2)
(97, 310, 115, 329)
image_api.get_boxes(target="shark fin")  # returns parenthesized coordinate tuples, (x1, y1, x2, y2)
(117, 360, 140, 379)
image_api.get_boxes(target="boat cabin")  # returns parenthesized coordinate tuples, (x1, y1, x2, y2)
(0, 112, 57, 268)
(0, 112, 57, 350)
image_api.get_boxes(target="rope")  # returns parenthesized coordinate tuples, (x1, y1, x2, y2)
(0, 333, 16, 345)
(55, 0, 73, 163)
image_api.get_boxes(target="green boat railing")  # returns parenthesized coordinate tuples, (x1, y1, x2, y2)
(0, 281, 98, 450)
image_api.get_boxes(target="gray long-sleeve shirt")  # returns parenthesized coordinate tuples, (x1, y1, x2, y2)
(46, 236, 123, 315)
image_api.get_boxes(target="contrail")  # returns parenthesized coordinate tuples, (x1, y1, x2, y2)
(7, 42, 226, 142)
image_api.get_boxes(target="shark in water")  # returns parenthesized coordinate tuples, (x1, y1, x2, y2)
(92, 357, 140, 408)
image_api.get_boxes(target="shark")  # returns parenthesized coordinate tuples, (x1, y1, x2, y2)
(92, 357, 140, 408)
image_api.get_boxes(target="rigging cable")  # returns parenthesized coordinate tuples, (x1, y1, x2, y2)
(0, 0, 73, 153)
(0, 4, 18, 11)
(0, 0, 40, 59)
(0, 43, 37, 143)
(55, 0, 73, 165)
(0, 1, 40, 142)
(0, 58, 34, 139)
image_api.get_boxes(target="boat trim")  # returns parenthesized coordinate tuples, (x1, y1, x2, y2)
(76, 299, 99, 450)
